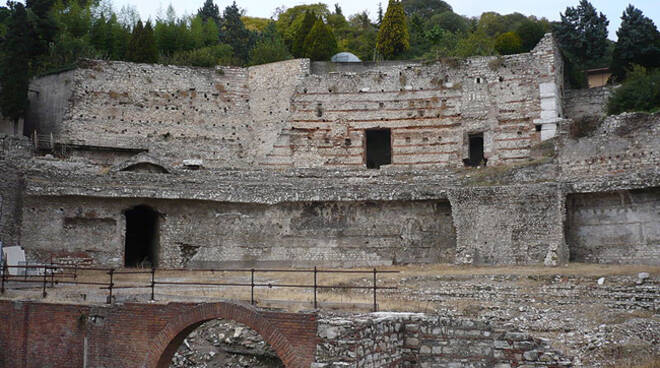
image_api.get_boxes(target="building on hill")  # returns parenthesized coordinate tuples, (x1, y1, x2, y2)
(0, 34, 658, 269)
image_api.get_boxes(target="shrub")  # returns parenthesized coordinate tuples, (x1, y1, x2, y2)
(607, 65, 660, 115)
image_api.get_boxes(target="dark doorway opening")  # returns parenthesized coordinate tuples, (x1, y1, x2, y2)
(463, 133, 486, 167)
(365, 129, 391, 169)
(124, 205, 159, 267)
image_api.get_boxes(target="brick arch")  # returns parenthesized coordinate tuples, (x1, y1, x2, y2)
(142, 302, 310, 368)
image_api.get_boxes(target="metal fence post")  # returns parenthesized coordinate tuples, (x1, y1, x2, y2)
(250, 269, 255, 305)
(150, 267, 156, 301)
(373, 268, 377, 312)
(1, 263, 5, 294)
(42, 264, 48, 298)
(107, 268, 114, 304)
(313, 266, 318, 309)
(50, 260, 55, 287)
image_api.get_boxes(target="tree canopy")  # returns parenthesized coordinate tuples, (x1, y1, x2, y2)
(610, 5, 660, 81)
(377, 0, 409, 59)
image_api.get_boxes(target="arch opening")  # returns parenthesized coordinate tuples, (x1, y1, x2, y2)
(124, 205, 159, 267)
(165, 319, 284, 368)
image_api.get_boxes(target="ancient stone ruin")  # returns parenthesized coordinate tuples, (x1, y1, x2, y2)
(0, 33, 658, 270)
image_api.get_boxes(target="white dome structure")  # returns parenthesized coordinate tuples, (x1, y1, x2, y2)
(331, 52, 362, 62)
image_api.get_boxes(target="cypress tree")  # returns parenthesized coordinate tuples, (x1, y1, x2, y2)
(376, 0, 409, 59)
(610, 5, 660, 81)
(303, 18, 338, 61)
(221, 2, 254, 65)
(126, 20, 143, 62)
(197, 0, 221, 29)
(0, 3, 31, 133)
(141, 21, 158, 63)
(291, 10, 316, 58)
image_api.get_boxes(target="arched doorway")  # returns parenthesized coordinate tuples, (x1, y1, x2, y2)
(124, 205, 159, 267)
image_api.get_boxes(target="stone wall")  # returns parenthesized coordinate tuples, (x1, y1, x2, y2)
(315, 313, 570, 367)
(20, 195, 456, 267)
(566, 188, 659, 264)
(563, 86, 613, 121)
(558, 112, 659, 183)
(449, 183, 566, 265)
(0, 162, 22, 247)
(27, 35, 562, 170)
(266, 34, 563, 168)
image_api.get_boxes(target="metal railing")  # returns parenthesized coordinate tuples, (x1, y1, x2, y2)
(1, 262, 397, 312)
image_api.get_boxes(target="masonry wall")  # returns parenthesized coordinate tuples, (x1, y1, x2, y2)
(558, 112, 659, 182)
(265, 34, 563, 168)
(566, 188, 659, 264)
(563, 86, 612, 121)
(20, 196, 456, 267)
(315, 313, 571, 367)
(449, 184, 567, 265)
(0, 300, 318, 368)
(29, 35, 561, 170)
(0, 162, 23, 247)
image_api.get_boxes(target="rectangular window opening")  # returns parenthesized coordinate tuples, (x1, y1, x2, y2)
(365, 129, 392, 169)
(463, 133, 486, 167)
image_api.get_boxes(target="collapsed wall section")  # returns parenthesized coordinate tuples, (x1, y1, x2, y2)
(566, 188, 659, 265)
(20, 196, 456, 268)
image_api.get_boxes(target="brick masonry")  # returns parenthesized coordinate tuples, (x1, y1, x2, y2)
(0, 300, 318, 368)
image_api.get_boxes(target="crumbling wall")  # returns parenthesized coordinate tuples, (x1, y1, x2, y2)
(265, 34, 562, 168)
(29, 35, 562, 170)
(20, 196, 456, 267)
(563, 86, 613, 121)
(24, 70, 75, 136)
(315, 313, 570, 367)
(566, 189, 659, 264)
(558, 112, 659, 181)
(247, 59, 310, 165)
(448, 183, 567, 265)
(38, 60, 257, 168)
(0, 162, 23, 247)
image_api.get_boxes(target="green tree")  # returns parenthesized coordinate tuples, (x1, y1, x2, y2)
(291, 10, 316, 58)
(0, 2, 31, 132)
(453, 31, 494, 58)
(343, 11, 378, 61)
(376, 0, 409, 59)
(401, 0, 452, 19)
(554, 0, 609, 87)
(516, 19, 547, 52)
(610, 5, 660, 81)
(221, 2, 254, 65)
(248, 22, 291, 65)
(607, 65, 660, 114)
(126, 20, 157, 63)
(495, 31, 523, 55)
(275, 4, 329, 48)
(303, 18, 337, 61)
(197, 0, 221, 29)
(430, 11, 469, 34)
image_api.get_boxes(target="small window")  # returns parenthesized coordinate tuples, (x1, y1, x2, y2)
(463, 133, 486, 167)
(535, 124, 542, 132)
(366, 129, 392, 169)
(476, 77, 481, 84)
